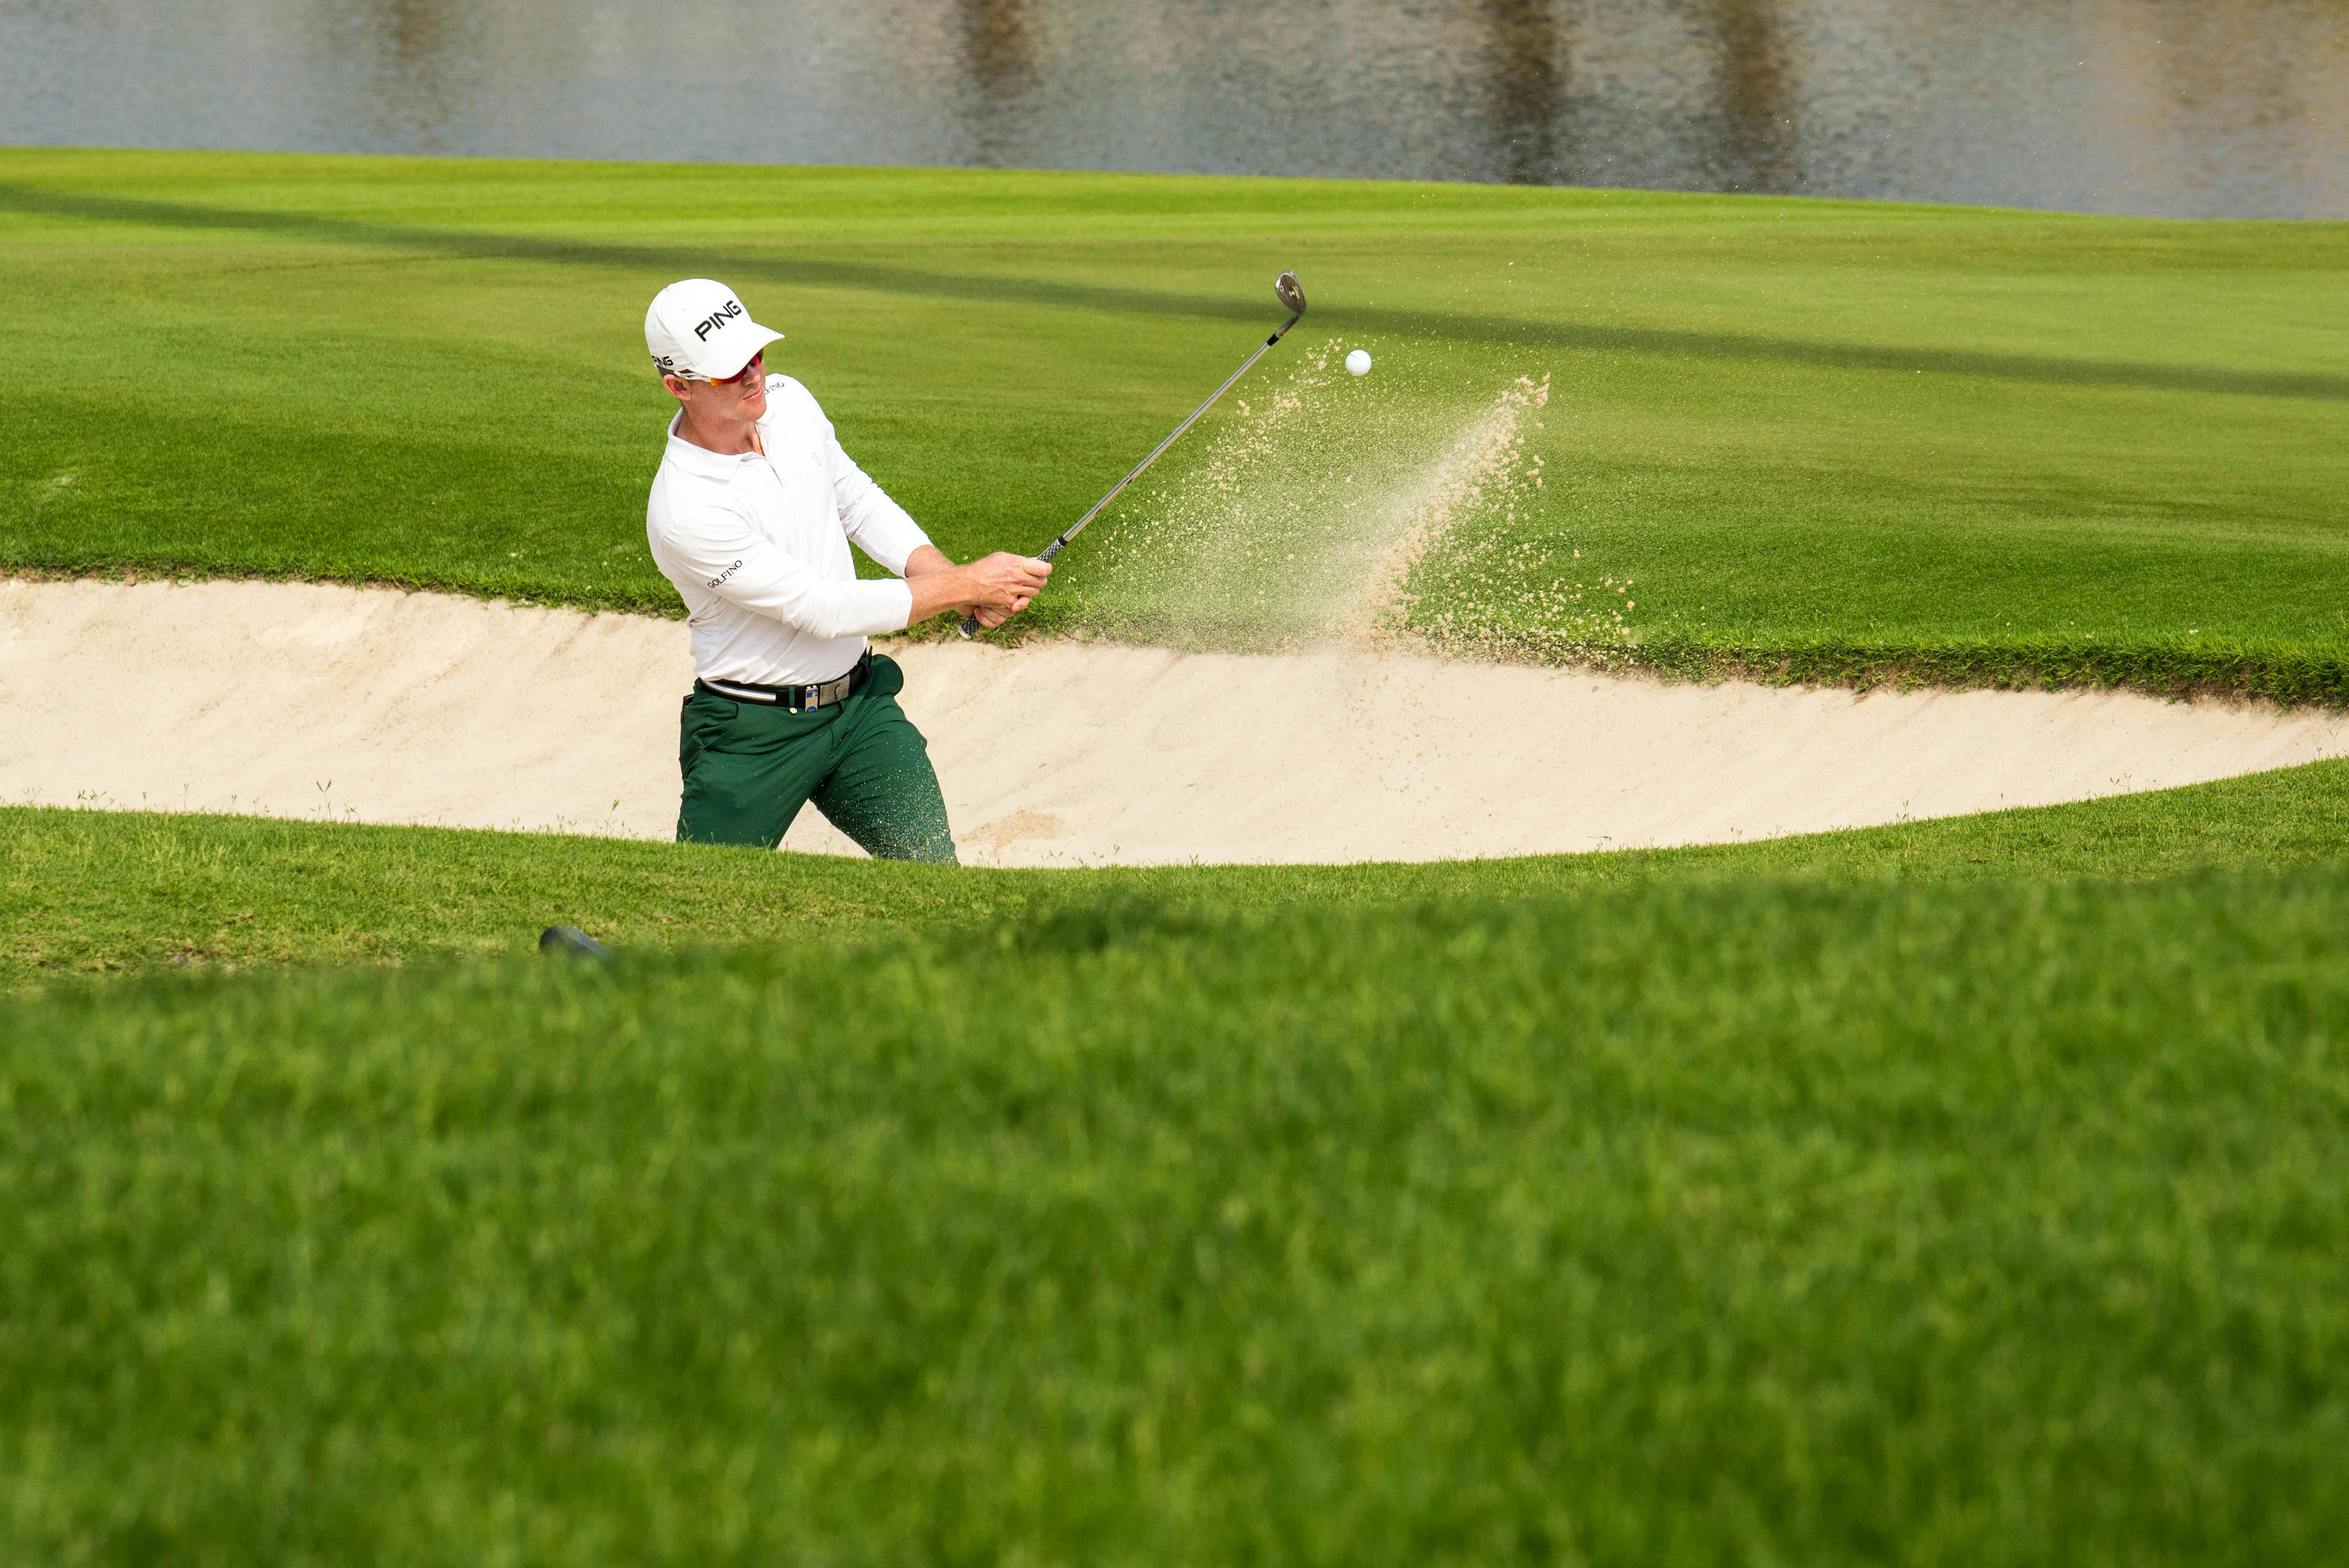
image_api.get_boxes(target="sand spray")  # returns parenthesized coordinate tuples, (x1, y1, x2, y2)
(1069, 341, 1600, 658)
(1354, 373, 1550, 647)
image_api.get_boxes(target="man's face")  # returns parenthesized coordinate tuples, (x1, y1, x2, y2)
(664, 351, 768, 424)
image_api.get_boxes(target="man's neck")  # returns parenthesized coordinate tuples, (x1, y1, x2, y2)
(674, 406, 764, 458)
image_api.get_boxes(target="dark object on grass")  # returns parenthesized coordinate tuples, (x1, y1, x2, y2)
(538, 925, 612, 960)
(958, 270, 1309, 638)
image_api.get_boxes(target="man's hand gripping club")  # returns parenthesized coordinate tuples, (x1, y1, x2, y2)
(904, 545, 1051, 630)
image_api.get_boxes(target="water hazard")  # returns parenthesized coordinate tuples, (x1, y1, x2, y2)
(4, 0, 2344, 218)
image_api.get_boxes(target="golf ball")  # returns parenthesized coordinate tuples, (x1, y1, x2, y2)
(1345, 349, 1372, 377)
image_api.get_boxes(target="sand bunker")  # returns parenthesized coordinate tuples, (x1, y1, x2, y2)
(5, 577, 2346, 866)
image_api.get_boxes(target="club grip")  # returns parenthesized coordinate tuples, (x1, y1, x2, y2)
(963, 540, 1064, 639)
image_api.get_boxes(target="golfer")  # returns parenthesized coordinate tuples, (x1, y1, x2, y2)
(644, 278, 1048, 861)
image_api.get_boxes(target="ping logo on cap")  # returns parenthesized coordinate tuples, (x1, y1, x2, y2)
(693, 300, 745, 341)
(647, 279, 781, 378)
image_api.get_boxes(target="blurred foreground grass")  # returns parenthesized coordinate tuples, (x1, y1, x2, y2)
(4, 862, 2345, 1563)
(10, 757, 2349, 985)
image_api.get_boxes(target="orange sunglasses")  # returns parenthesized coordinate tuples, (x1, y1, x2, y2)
(676, 350, 765, 387)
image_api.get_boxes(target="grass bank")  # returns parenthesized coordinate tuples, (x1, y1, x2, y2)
(4, 149, 2346, 696)
(5, 866, 2346, 1563)
(10, 757, 2349, 986)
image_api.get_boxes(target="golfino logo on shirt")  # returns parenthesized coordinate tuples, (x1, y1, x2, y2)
(708, 559, 744, 588)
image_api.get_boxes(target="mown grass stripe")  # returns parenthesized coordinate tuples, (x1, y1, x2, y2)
(7, 179, 2343, 404)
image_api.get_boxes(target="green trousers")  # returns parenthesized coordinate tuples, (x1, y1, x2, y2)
(676, 654, 958, 863)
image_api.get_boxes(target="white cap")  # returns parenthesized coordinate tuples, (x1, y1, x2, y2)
(645, 278, 783, 379)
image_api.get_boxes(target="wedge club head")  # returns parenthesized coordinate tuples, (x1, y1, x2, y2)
(1274, 270, 1307, 319)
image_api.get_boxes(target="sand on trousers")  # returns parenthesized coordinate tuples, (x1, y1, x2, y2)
(5, 576, 2346, 867)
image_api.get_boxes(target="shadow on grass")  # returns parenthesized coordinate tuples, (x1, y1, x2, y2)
(6, 183, 2345, 405)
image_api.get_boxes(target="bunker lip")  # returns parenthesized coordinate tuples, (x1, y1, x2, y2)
(6, 576, 2348, 867)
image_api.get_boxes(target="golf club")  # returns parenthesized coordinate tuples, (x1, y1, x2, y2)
(539, 924, 613, 960)
(959, 270, 1309, 638)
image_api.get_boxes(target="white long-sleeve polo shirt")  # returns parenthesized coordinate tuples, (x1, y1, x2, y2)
(646, 373, 933, 687)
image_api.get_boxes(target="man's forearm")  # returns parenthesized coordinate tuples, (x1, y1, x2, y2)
(905, 568, 974, 623)
(901, 545, 965, 623)
(898, 545, 1051, 625)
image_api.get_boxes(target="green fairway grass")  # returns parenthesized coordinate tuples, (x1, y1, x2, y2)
(6, 864, 2346, 1564)
(9, 145, 2349, 1560)
(11, 757, 2349, 986)
(4, 148, 2347, 696)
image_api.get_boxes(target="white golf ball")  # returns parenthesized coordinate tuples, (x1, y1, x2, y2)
(1345, 349, 1372, 377)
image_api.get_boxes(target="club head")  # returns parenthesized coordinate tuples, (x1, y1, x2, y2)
(539, 924, 612, 961)
(1274, 270, 1306, 318)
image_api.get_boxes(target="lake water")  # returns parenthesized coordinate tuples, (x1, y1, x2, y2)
(4, 0, 2344, 218)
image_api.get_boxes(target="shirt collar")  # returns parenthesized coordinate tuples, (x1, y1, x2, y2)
(661, 408, 764, 484)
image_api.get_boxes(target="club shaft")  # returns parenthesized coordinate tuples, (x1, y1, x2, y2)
(1048, 318, 1297, 556)
(959, 309, 1302, 637)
